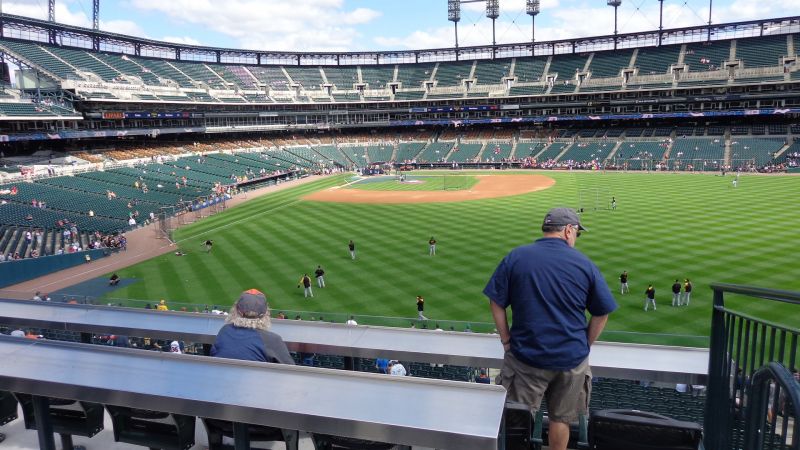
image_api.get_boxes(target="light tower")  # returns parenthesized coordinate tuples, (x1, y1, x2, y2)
(48, 0, 56, 44)
(526, 0, 540, 52)
(658, 0, 664, 46)
(486, 0, 499, 58)
(707, 0, 713, 41)
(448, 0, 461, 52)
(607, 0, 621, 49)
(93, 0, 99, 30)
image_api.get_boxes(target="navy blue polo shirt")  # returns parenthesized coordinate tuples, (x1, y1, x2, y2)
(483, 238, 617, 371)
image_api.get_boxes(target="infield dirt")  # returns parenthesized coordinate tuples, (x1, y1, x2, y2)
(302, 174, 555, 204)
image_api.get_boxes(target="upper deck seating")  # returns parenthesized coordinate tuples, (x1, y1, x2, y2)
(435, 61, 474, 86)
(548, 54, 589, 80)
(360, 65, 395, 90)
(0, 40, 80, 80)
(635, 45, 682, 75)
(46, 46, 122, 82)
(735, 34, 787, 68)
(590, 50, 633, 78)
(473, 59, 511, 85)
(285, 67, 324, 90)
(396, 63, 435, 88)
(324, 66, 359, 90)
(684, 40, 731, 71)
(513, 57, 547, 83)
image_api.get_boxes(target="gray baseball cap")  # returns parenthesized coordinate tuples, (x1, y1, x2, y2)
(236, 289, 268, 318)
(542, 207, 587, 231)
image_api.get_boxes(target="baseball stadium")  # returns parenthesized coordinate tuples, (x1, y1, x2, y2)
(0, 1, 798, 449)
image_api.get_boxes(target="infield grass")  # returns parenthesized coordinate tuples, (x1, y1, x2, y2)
(104, 171, 800, 347)
(347, 175, 479, 191)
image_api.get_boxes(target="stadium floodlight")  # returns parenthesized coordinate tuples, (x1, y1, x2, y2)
(93, 0, 100, 30)
(48, 0, 55, 22)
(448, 0, 461, 50)
(607, 0, 622, 48)
(485, 0, 499, 19)
(526, 0, 540, 47)
(448, 0, 461, 22)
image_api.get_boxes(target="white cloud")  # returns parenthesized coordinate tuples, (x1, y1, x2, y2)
(162, 36, 203, 46)
(2, 0, 92, 27)
(374, 0, 800, 51)
(128, 0, 381, 52)
(102, 20, 146, 37)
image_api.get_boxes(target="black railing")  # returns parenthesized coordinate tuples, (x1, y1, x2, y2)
(745, 362, 800, 450)
(705, 283, 800, 450)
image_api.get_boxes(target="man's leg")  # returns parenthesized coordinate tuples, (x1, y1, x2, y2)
(644, 298, 648, 311)
(686, 293, 690, 306)
(548, 422, 570, 450)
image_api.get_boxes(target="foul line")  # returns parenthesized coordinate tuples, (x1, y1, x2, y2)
(15, 243, 176, 291)
(176, 198, 302, 244)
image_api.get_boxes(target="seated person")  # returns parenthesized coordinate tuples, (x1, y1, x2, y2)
(210, 289, 294, 364)
(109, 273, 120, 286)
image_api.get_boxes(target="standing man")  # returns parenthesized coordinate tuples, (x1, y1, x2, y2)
(484, 207, 617, 450)
(416, 295, 427, 320)
(671, 279, 681, 307)
(204, 239, 213, 253)
(348, 240, 356, 260)
(298, 274, 313, 298)
(429, 236, 437, 256)
(611, 197, 617, 210)
(620, 271, 629, 295)
(682, 279, 693, 306)
(645, 284, 656, 311)
(314, 265, 326, 288)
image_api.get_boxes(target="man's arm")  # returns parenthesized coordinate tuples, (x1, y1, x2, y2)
(490, 300, 511, 351)
(587, 314, 609, 346)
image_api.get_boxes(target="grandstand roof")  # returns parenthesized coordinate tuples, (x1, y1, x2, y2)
(1, 12, 798, 65)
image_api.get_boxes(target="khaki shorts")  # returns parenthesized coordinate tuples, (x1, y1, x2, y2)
(497, 352, 592, 423)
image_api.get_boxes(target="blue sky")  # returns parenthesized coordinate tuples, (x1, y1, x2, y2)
(2, 0, 797, 51)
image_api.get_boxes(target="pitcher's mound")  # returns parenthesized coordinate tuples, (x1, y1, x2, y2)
(303, 174, 555, 204)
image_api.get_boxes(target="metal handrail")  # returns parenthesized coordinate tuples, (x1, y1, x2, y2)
(710, 282, 800, 305)
(705, 283, 800, 450)
(745, 362, 800, 450)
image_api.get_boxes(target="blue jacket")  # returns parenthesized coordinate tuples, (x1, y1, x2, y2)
(211, 324, 295, 364)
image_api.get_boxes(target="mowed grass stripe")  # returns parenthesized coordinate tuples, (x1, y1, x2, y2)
(108, 172, 800, 346)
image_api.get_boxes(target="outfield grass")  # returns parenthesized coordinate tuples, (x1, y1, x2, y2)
(106, 171, 800, 347)
(347, 175, 479, 191)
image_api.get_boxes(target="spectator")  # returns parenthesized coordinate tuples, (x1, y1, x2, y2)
(156, 299, 168, 311)
(169, 341, 182, 354)
(483, 208, 617, 450)
(375, 358, 390, 374)
(346, 315, 358, 326)
(109, 335, 130, 347)
(388, 360, 407, 376)
(210, 289, 294, 364)
(10, 329, 25, 337)
(32, 291, 42, 301)
(475, 370, 491, 384)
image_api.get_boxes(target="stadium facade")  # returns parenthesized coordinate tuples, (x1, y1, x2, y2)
(0, 14, 797, 140)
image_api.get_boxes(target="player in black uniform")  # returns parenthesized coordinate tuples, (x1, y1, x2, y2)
(619, 271, 629, 294)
